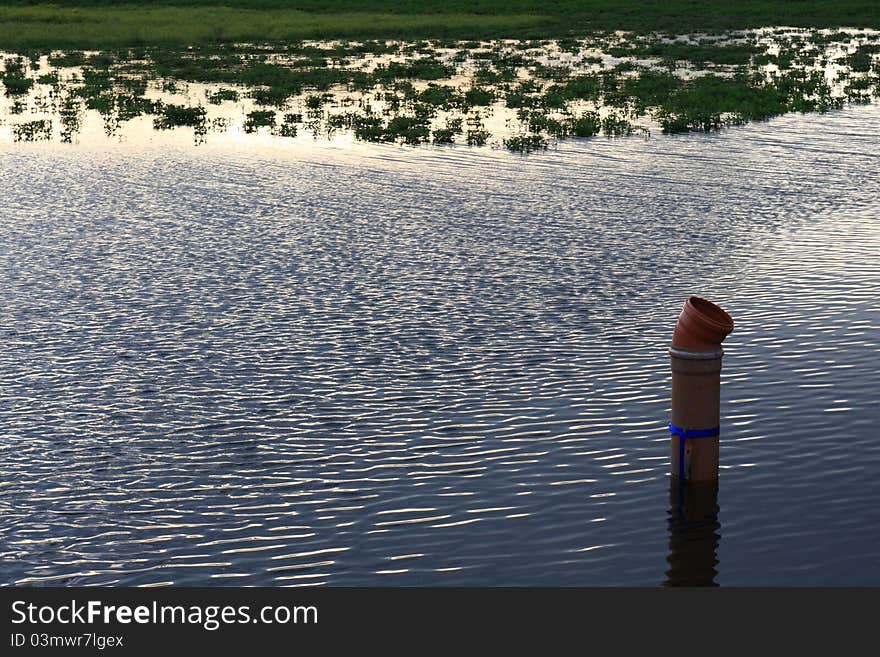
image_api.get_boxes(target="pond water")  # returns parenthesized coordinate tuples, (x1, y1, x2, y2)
(0, 103, 878, 586)
(1, 29, 878, 151)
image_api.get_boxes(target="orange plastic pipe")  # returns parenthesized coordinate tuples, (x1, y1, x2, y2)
(669, 296, 734, 481)
(672, 296, 735, 352)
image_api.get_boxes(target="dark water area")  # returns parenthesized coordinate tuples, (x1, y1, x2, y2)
(0, 105, 878, 586)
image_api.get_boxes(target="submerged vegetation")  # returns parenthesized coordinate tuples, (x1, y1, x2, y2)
(1, 28, 878, 151)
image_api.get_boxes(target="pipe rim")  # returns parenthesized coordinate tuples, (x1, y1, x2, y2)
(669, 347, 724, 359)
(686, 296, 734, 333)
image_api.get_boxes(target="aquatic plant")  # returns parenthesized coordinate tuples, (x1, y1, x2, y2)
(2, 59, 33, 95)
(846, 45, 879, 72)
(563, 74, 601, 101)
(2, 73, 33, 95)
(207, 88, 240, 104)
(385, 114, 430, 144)
(153, 103, 207, 129)
(13, 119, 52, 141)
(608, 40, 759, 66)
(532, 63, 572, 81)
(274, 113, 298, 137)
(58, 94, 82, 142)
(473, 67, 504, 84)
(568, 112, 602, 137)
(466, 129, 489, 145)
(372, 59, 455, 82)
(84, 92, 156, 121)
(463, 87, 495, 106)
(249, 86, 294, 106)
(505, 80, 542, 108)
(539, 86, 568, 109)
(48, 51, 87, 67)
(304, 93, 330, 109)
(504, 133, 548, 152)
(87, 53, 115, 68)
(37, 71, 59, 86)
(601, 113, 637, 136)
(622, 71, 683, 112)
(244, 109, 276, 132)
(417, 84, 461, 108)
(432, 127, 456, 143)
(557, 38, 582, 54)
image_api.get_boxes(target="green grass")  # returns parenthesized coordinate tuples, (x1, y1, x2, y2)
(0, 6, 549, 49)
(1, 2, 880, 48)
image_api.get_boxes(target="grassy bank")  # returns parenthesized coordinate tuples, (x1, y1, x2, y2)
(1, 2, 879, 48)
(0, 7, 549, 49)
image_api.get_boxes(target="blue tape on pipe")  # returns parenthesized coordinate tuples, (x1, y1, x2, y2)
(668, 423, 719, 440)
(669, 423, 719, 480)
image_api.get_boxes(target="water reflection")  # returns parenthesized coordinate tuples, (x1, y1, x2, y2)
(1, 102, 878, 585)
(1, 28, 877, 150)
(664, 480, 720, 587)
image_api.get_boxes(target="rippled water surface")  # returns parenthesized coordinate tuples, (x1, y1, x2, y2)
(1, 105, 879, 586)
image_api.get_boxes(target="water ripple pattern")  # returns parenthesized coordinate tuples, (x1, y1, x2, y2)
(1, 105, 878, 586)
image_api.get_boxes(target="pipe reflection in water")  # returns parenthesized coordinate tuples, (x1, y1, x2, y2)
(664, 480, 721, 587)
